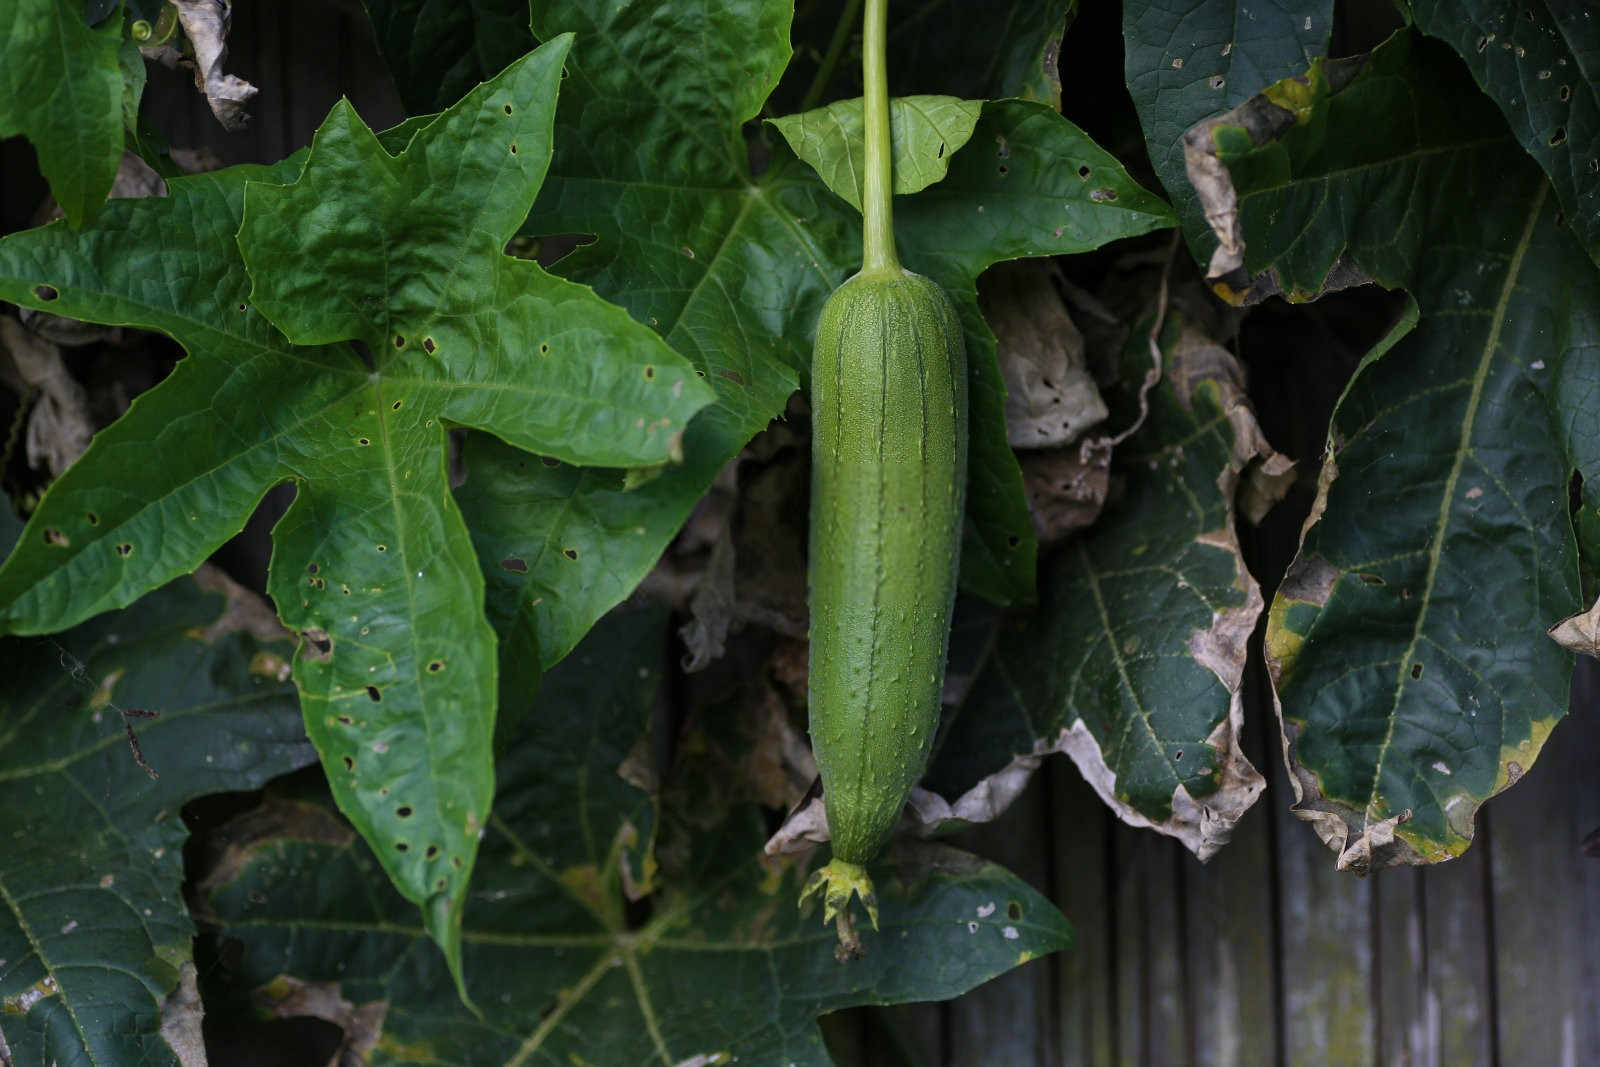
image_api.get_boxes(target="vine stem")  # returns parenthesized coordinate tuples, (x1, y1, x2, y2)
(860, 0, 900, 274)
(799, 0, 864, 114)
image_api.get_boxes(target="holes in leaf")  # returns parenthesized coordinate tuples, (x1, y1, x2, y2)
(337, 714, 353, 726)
(435, 877, 447, 890)
(503, 103, 514, 116)
(540, 455, 561, 468)
(341, 755, 355, 771)
(997, 164, 1008, 176)
(341, 584, 351, 596)
(396, 805, 413, 819)
(1006, 534, 1021, 548)
(936, 141, 946, 159)
(392, 400, 403, 411)
(1550, 127, 1567, 147)
(1007, 901, 1023, 921)
(376, 544, 387, 552)
(394, 334, 406, 349)
(562, 547, 579, 561)
(427, 659, 445, 673)
(1209, 74, 1225, 89)
(509, 142, 519, 156)
(307, 563, 320, 574)
(451, 856, 463, 869)
(1077, 165, 1091, 180)
(1560, 84, 1572, 102)
(1411, 663, 1424, 680)
(539, 342, 550, 355)
(499, 556, 529, 573)
(115, 542, 133, 557)
(358, 437, 371, 446)
(422, 337, 436, 354)
(42, 528, 68, 547)
(85, 511, 99, 525)
(237, 302, 248, 312)
(425, 845, 439, 860)
(1089, 187, 1118, 203)
(1359, 573, 1386, 586)
(395, 841, 410, 853)
(366, 685, 382, 702)
(33, 284, 58, 301)
(643, 364, 656, 380)
(305, 630, 332, 656)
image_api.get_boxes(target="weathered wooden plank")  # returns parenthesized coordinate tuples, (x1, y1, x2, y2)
(1274, 758, 1377, 1067)
(1373, 865, 1426, 1067)
(1418, 841, 1494, 1067)
(1183, 669, 1280, 1067)
(947, 772, 1058, 1066)
(1110, 822, 1190, 1066)
(1047, 758, 1116, 1067)
(1488, 659, 1600, 1066)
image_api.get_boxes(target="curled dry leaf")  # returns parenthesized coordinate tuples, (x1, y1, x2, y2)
(159, 1, 257, 131)
(982, 258, 1108, 449)
(157, 963, 206, 1067)
(1548, 596, 1600, 660)
(1182, 53, 1374, 304)
(0, 315, 94, 476)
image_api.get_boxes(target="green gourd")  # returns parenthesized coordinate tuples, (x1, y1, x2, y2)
(800, 0, 968, 959)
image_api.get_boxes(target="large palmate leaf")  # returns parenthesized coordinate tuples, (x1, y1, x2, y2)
(1399, 1, 1600, 268)
(1200, 31, 1600, 870)
(1122, 0, 1332, 265)
(926, 301, 1273, 859)
(457, 1, 1172, 679)
(0, 0, 126, 225)
(0, 569, 313, 1066)
(196, 606, 1071, 1065)
(0, 39, 711, 980)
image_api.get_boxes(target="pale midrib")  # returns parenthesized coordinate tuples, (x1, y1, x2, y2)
(1362, 182, 1547, 831)
(1078, 542, 1185, 787)
(502, 948, 616, 1067)
(622, 949, 674, 1066)
(0, 872, 94, 1062)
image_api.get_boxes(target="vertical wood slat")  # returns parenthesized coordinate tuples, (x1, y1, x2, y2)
(1488, 659, 1600, 1067)
(1373, 866, 1426, 1067)
(1183, 671, 1280, 1067)
(1273, 758, 1377, 1067)
(1048, 759, 1116, 1067)
(947, 772, 1058, 1066)
(1109, 821, 1188, 1066)
(1418, 843, 1495, 1067)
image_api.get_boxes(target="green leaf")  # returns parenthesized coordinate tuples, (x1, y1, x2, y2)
(1399, 1, 1600, 268)
(1206, 31, 1600, 870)
(927, 303, 1270, 858)
(462, 4, 1172, 673)
(0, 39, 710, 982)
(770, 95, 982, 211)
(360, 0, 535, 116)
(1122, 0, 1332, 266)
(0, 0, 126, 226)
(0, 571, 313, 1066)
(197, 606, 1071, 1063)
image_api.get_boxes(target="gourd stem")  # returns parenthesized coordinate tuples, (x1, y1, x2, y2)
(860, 0, 899, 274)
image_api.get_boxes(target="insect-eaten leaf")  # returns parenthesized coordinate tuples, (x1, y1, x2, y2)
(923, 294, 1279, 860)
(0, 36, 713, 994)
(196, 606, 1070, 1065)
(1200, 30, 1600, 871)
(0, 571, 311, 1067)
